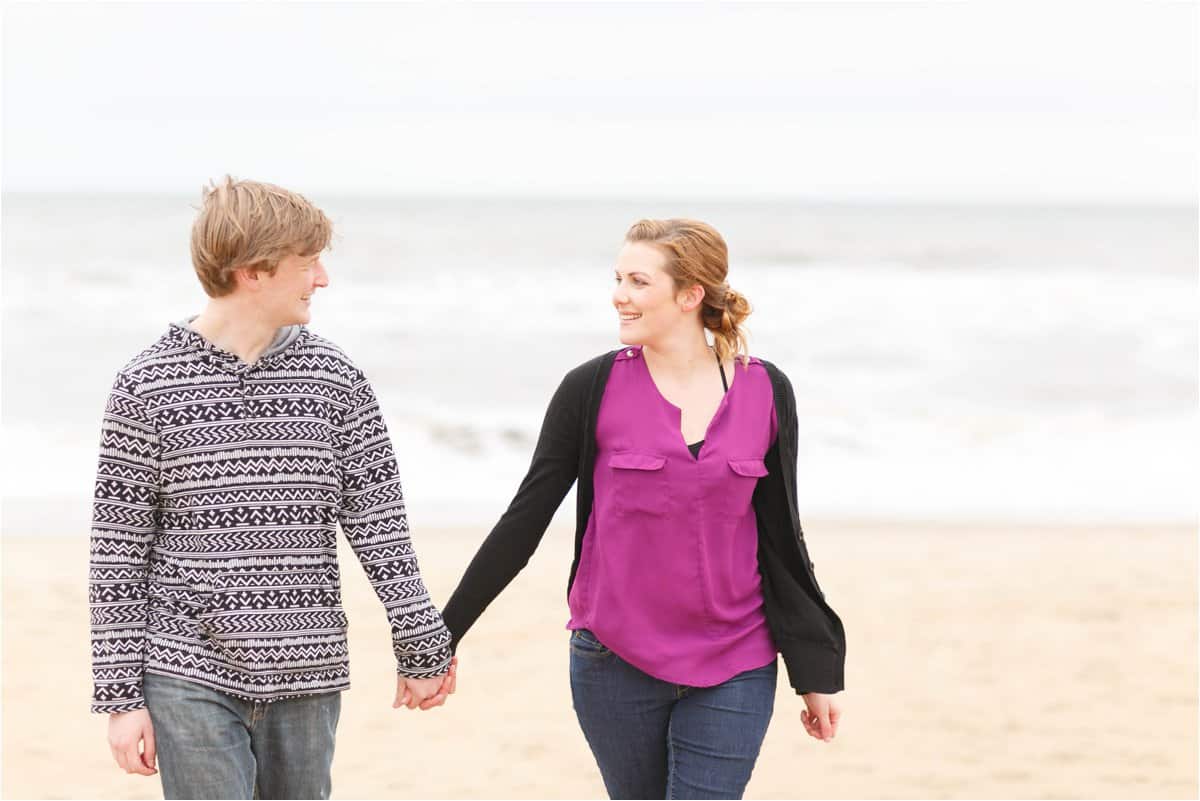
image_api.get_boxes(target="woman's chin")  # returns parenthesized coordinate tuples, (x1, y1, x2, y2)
(618, 320, 652, 345)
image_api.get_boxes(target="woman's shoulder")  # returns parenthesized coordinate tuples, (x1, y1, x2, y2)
(568, 348, 623, 377)
(551, 348, 623, 398)
(742, 355, 794, 395)
(741, 353, 780, 376)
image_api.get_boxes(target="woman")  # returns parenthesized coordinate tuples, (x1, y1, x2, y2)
(442, 219, 845, 800)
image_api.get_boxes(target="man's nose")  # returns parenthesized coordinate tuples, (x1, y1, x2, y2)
(314, 261, 330, 288)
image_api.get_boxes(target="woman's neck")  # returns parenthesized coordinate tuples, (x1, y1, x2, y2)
(641, 329, 715, 382)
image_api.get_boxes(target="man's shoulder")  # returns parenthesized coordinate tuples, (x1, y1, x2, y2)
(285, 330, 367, 385)
(292, 329, 353, 363)
(112, 326, 190, 384)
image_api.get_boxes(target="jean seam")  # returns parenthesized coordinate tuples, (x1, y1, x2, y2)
(249, 701, 267, 729)
(666, 711, 677, 801)
(569, 629, 614, 659)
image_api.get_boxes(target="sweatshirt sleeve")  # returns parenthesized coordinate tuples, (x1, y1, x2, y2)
(89, 372, 160, 714)
(337, 373, 452, 678)
(440, 365, 585, 648)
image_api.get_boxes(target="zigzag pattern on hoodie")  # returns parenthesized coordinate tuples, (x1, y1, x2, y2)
(89, 323, 452, 713)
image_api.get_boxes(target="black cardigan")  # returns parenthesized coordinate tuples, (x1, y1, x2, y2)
(441, 351, 846, 694)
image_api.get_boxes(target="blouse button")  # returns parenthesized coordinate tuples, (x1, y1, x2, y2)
(626, 349, 634, 357)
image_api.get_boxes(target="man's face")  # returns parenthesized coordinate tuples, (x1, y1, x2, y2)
(255, 251, 329, 326)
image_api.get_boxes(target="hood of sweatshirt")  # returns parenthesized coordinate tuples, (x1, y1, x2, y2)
(168, 316, 307, 374)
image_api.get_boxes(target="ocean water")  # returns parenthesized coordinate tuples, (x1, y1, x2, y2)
(2, 194, 1196, 533)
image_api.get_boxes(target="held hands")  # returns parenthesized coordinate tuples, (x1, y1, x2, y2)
(108, 708, 157, 776)
(393, 655, 458, 711)
(800, 692, 841, 743)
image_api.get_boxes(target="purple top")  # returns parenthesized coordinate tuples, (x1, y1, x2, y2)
(566, 346, 780, 686)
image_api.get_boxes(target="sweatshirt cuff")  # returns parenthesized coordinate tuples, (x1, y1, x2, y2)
(393, 623, 453, 678)
(395, 644, 452, 678)
(91, 682, 147, 715)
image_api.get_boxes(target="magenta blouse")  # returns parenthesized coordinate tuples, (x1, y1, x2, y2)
(566, 346, 780, 686)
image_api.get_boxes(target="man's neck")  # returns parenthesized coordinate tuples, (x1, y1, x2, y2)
(190, 300, 280, 365)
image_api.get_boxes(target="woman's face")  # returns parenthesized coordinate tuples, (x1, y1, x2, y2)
(612, 241, 693, 347)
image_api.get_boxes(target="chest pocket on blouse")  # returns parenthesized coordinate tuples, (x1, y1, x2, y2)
(725, 458, 768, 518)
(608, 451, 669, 518)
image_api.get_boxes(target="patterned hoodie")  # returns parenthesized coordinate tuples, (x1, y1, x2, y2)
(89, 321, 452, 713)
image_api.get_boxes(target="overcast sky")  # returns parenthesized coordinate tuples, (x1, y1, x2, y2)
(3, 2, 1196, 202)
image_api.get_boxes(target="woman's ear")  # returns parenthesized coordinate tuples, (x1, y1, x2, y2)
(679, 283, 706, 312)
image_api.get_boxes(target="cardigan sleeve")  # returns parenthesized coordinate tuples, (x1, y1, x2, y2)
(756, 363, 846, 695)
(441, 366, 586, 648)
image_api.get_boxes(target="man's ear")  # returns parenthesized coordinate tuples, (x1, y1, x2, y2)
(232, 265, 264, 292)
(679, 283, 705, 312)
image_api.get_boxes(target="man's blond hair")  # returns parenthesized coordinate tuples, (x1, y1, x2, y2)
(191, 176, 333, 297)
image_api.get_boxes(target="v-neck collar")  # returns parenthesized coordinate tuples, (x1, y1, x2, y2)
(638, 349, 737, 460)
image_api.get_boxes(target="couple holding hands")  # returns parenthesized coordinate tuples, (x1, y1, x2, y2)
(89, 177, 845, 800)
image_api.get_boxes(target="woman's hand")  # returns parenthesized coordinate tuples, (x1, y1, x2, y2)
(394, 675, 443, 709)
(800, 692, 841, 742)
(417, 656, 458, 710)
(394, 657, 458, 711)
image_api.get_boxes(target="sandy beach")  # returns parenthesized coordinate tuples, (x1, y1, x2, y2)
(2, 522, 1195, 799)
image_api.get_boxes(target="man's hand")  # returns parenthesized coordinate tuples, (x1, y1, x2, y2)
(418, 655, 457, 710)
(800, 692, 841, 742)
(394, 656, 457, 711)
(108, 708, 157, 775)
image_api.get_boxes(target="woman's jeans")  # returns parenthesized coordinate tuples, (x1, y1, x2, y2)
(143, 672, 341, 800)
(569, 629, 777, 800)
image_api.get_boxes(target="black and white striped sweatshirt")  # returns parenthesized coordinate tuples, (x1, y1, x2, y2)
(89, 322, 452, 714)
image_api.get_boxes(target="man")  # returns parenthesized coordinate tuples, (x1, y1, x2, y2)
(89, 177, 456, 799)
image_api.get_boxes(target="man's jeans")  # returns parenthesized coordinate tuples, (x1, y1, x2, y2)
(143, 672, 341, 800)
(569, 629, 777, 800)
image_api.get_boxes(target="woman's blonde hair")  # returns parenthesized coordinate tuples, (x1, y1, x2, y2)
(624, 218, 752, 366)
(190, 176, 332, 297)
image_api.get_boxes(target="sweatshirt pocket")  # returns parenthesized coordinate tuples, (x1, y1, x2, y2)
(197, 566, 348, 661)
(608, 451, 669, 518)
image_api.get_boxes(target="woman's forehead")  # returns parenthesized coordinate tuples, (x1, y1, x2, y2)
(616, 241, 669, 274)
